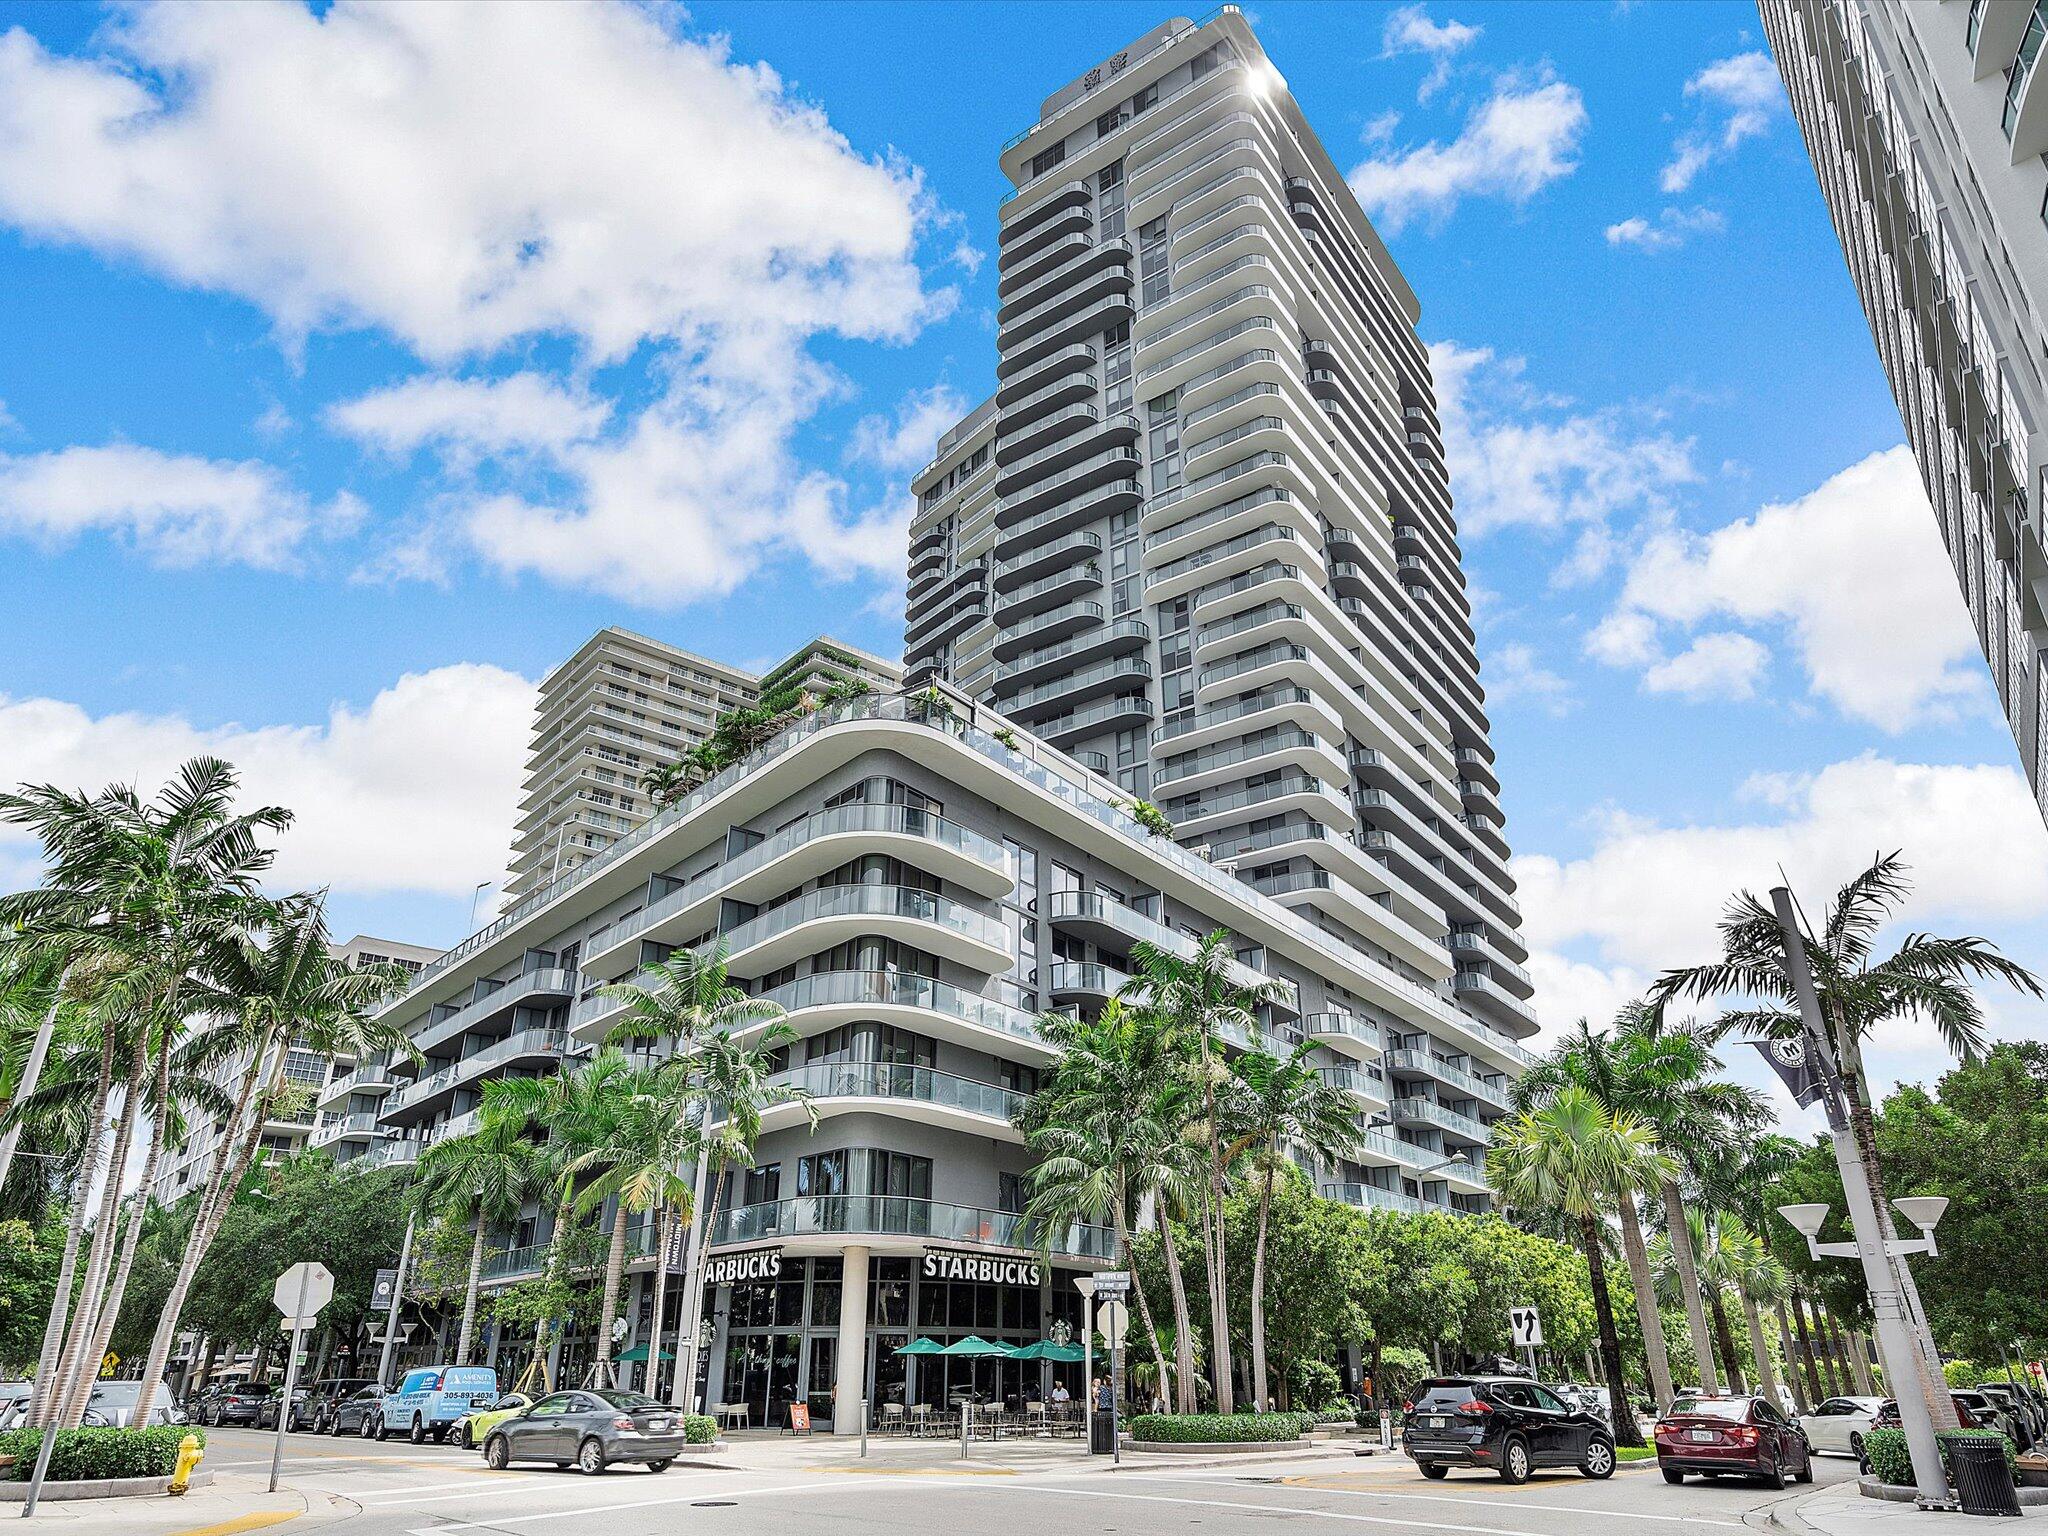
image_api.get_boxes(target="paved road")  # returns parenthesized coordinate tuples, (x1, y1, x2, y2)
(197, 1425, 1861, 1536)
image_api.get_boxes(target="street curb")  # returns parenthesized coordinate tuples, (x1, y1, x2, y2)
(0, 1471, 216, 1502)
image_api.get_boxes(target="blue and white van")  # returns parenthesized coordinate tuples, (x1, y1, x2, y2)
(376, 1366, 500, 1444)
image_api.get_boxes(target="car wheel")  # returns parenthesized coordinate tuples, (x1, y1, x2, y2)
(456, 1422, 473, 1449)
(373, 1414, 390, 1442)
(1662, 1467, 1685, 1485)
(484, 1434, 511, 1471)
(1419, 1463, 1449, 1480)
(647, 1459, 673, 1474)
(1499, 1436, 1532, 1485)
(1763, 1450, 1786, 1491)
(577, 1437, 608, 1476)
(1849, 1431, 1865, 1462)
(410, 1415, 427, 1445)
(1580, 1437, 1616, 1480)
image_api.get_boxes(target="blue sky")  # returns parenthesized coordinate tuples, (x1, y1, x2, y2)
(0, 0, 2042, 1109)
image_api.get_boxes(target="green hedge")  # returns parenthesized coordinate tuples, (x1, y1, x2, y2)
(1864, 1427, 2017, 1488)
(0, 1425, 202, 1482)
(1129, 1412, 1307, 1444)
(683, 1414, 717, 1445)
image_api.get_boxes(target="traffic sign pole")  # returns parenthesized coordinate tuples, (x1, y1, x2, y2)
(269, 1266, 311, 1494)
(377, 1214, 415, 1391)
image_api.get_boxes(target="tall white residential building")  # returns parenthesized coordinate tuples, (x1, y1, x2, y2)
(905, 10, 1536, 1085)
(1761, 0, 2048, 817)
(505, 631, 902, 899)
(166, 933, 442, 1197)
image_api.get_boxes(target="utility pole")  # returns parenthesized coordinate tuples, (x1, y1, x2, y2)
(377, 1212, 416, 1390)
(1770, 887, 1950, 1508)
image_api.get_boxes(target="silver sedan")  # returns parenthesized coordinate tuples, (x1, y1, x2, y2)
(481, 1388, 688, 1475)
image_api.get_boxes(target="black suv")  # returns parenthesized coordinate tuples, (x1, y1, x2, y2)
(1403, 1376, 1618, 1483)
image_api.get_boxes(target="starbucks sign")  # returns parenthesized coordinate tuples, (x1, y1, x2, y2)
(922, 1248, 1042, 1287)
(704, 1248, 782, 1287)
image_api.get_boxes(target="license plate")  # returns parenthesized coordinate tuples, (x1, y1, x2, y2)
(1425, 1416, 1447, 1428)
(1689, 1429, 1717, 1442)
(650, 1418, 670, 1431)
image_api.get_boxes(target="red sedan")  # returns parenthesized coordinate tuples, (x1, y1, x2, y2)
(1654, 1394, 1815, 1488)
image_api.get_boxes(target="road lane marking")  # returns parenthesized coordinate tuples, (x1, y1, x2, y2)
(353, 1476, 558, 1502)
(402, 1474, 959, 1534)
(1217, 1475, 1751, 1528)
(987, 1482, 1651, 1536)
(166, 1515, 300, 1536)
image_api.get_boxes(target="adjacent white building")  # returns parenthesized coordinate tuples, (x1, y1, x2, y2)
(1762, 0, 2048, 817)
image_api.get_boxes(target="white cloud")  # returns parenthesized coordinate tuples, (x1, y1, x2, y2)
(1604, 205, 1725, 251)
(1517, 754, 2048, 1080)
(1349, 77, 1586, 233)
(0, 398, 18, 436)
(1662, 51, 1780, 193)
(0, 443, 357, 569)
(848, 383, 967, 474)
(1430, 340, 1696, 556)
(0, 4, 939, 361)
(1601, 447, 1987, 728)
(0, 664, 534, 899)
(1641, 630, 1769, 701)
(328, 373, 611, 462)
(1380, 4, 1481, 101)
(1516, 754, 2048, 974)
(1486, 641, 1576, 716)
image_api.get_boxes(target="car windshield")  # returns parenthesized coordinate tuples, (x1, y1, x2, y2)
(1669, 1397, 1750, 1419)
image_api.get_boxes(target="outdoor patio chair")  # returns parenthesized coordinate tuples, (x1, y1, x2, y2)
(909, 1403, 933, 1437)
(880, 1403, 906, 1433)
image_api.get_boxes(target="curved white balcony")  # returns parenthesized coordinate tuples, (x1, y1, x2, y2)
(712, 1194, 1115, 1261)
(717, 883, 1012, 980)
(1303, 1011, 1384, 1063)
(579, 805, 1015, 981)
(744, 1060, 1027, 1141)
(1043, 889, 1298, 1010)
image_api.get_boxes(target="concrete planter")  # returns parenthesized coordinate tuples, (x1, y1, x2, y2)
(0, 1471, 214, 1502)
(1859, 1476, 2048, 1507)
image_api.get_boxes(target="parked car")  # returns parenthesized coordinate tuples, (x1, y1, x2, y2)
(198, 1382, 274, 1426)
(1653, 1394, 1814, 1488)
(376, 1366, 499, 1444)
(1975, 1385, 2038, 1451)
(330, 1384, 385, 1437)
(1797, 1395, 1886, 1462)
(1401, 1376, 1618, 1483)
(0, 1383, 35, 1430)
(302, 1378, 377, 1434)
(1871, 1393, 2005, 1439)
(82, 1380, 185, 1428)
(453, 1392, 532, 1450)
(481, 1389, 687, 1475)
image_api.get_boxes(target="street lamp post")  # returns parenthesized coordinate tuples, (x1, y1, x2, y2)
(1074, 1276, 1097, 1449)
(1770, 886, 1952, 1508)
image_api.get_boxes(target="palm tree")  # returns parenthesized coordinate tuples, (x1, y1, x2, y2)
(1652, 854, 2039, 1424)
(1229, 1043, 1362, 1410)
(480, 1048, 635, 1391)
(131, 896, 410, 1423)
(1487, 1085, 1660, 1448)
(599, 946, 788, 1398)
(565, 1059, 700, 1390)
(1726, 1226, 1791, 1407)
(1020, 1002, 1197, 1412)
(413, 1107, 547, 1366)
(1519, 1008, 1769, 1404)
(1120, 931, 1281, 1414)
(1, 759, 292, 1428)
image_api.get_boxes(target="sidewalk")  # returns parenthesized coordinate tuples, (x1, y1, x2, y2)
(689, 1428, 1369, 1477)
(1762, 1481, 2048, 1533)
(10, 1470, 353, 1536)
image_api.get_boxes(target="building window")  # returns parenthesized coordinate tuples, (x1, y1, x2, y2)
(1969, 0, 1986, 53)
(1030, 141, 1066, 178)
(998, 1170, 1028, 1214)
(2004, 4, 2047, 140)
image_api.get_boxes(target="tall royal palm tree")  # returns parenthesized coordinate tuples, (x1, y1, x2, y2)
(131, 896, 410, 1424)
(600, 945, 792, 1402)
(565, 1059, 700, 1391)
(1120, 931, 1281, 1414)
(413, 1107, 547, 1366)
(480, 1047, 635, 1391)
(1229, 1043, 1362, 1410)
(1487, 1085, 1662, 1448)
(1652, 854, 2039, 1426)
(1, 759, 291, 1428)
(1021, 1001, 1198, 1412)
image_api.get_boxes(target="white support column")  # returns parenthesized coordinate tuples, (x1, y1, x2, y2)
(834, 1246, 870, 1435)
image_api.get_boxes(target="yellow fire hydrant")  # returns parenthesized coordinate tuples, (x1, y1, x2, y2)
(167, 1433, 204, 1496)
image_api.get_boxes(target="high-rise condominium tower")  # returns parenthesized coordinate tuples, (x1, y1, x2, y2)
(505, 629, 901, 898)
(906, 8, 1535, 1049)
(1761, 0, 2048, 818)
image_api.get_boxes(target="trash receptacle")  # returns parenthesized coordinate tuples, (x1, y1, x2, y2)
(1090, 1413, 1115, 1454)
(1948, 1434, 2021, 1517)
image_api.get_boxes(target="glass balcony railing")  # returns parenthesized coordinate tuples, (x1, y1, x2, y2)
(755, 1061, 1024, 1126)
(711, 1195, 1115, 1260)
(756, 969, 1044, 1046)
(1321, 1180, 1425, 1215)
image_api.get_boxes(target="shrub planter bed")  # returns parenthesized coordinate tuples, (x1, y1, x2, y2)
(1125, 1413, 1314, 1454)
(0, 1426, 209, 1502)
(1859, 1428, 2046, 1505)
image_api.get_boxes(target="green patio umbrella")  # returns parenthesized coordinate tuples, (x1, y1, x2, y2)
(939, 1335, 1013, 1410)
(893, 1337, 947, 1355)
(615, 1344, 673, 1363)
(1007, 1339, 1086, 1362)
